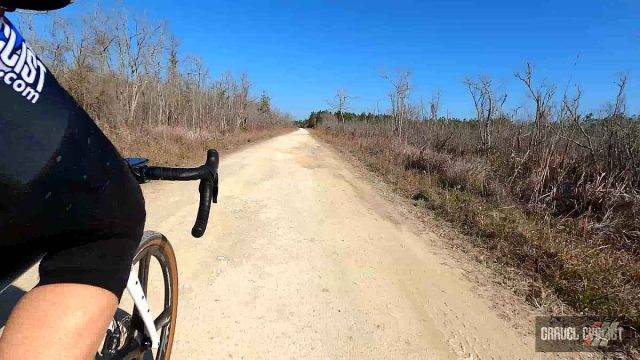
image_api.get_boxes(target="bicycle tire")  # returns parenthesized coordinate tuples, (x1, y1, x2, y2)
(99, 231, 178, 360)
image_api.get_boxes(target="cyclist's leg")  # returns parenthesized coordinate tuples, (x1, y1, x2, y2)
(0, 284, 117, 360)
(0, 217, 144, 358)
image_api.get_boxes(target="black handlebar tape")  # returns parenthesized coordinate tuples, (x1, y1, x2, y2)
(142, 149, 219, 238)
(192, 150, 218, 237)
(191, 178, 213, 238)
(144, 166, 208, 181)
(144, 149, 219, 181)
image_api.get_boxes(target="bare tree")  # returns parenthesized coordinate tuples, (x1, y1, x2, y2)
(515, 63, 556, 142)
(464, 76, 506, 149)
(111, 11, 167, 124)
(383, 70, 411, 139)
(612, 74, 628, 117)
(329, 89, 351, 123)
(558, 86, 596, 160)
(236, 73, 251, 130)
(429, 90, 441, 121)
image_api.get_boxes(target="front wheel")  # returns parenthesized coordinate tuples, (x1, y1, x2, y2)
(98, 231, 179, 360)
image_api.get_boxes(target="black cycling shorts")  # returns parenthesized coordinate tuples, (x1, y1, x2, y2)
(0, 15, 145, 298)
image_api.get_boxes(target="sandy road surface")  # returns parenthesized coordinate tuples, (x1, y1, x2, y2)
(8, 129, 583, 359)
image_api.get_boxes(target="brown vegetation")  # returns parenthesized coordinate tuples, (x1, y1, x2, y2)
(313, 66, 640, 330)
(18, 6, 293, 164)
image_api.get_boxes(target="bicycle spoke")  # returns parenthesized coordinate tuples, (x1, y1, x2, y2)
(154, 307, 172, 330)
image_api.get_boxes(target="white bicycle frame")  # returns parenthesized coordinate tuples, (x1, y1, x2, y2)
(125, 271, 160, 349)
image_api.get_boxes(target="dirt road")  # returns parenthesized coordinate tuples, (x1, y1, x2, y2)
(11, 129, 576, 359)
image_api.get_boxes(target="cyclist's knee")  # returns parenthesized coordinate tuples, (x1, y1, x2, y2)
(0, 283, 117, 360)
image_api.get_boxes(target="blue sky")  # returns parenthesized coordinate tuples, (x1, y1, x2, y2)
(36, 1, 640, 119)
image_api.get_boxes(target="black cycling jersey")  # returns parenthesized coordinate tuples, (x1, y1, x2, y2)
(0, 15, 145, 297)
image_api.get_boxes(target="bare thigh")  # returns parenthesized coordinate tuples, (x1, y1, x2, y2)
(0, 283, 117, 360)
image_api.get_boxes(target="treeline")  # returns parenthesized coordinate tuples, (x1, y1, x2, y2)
(300, 111, 390, 128)
(312, 67, 640, 328)
(17, 6, 292, 135)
